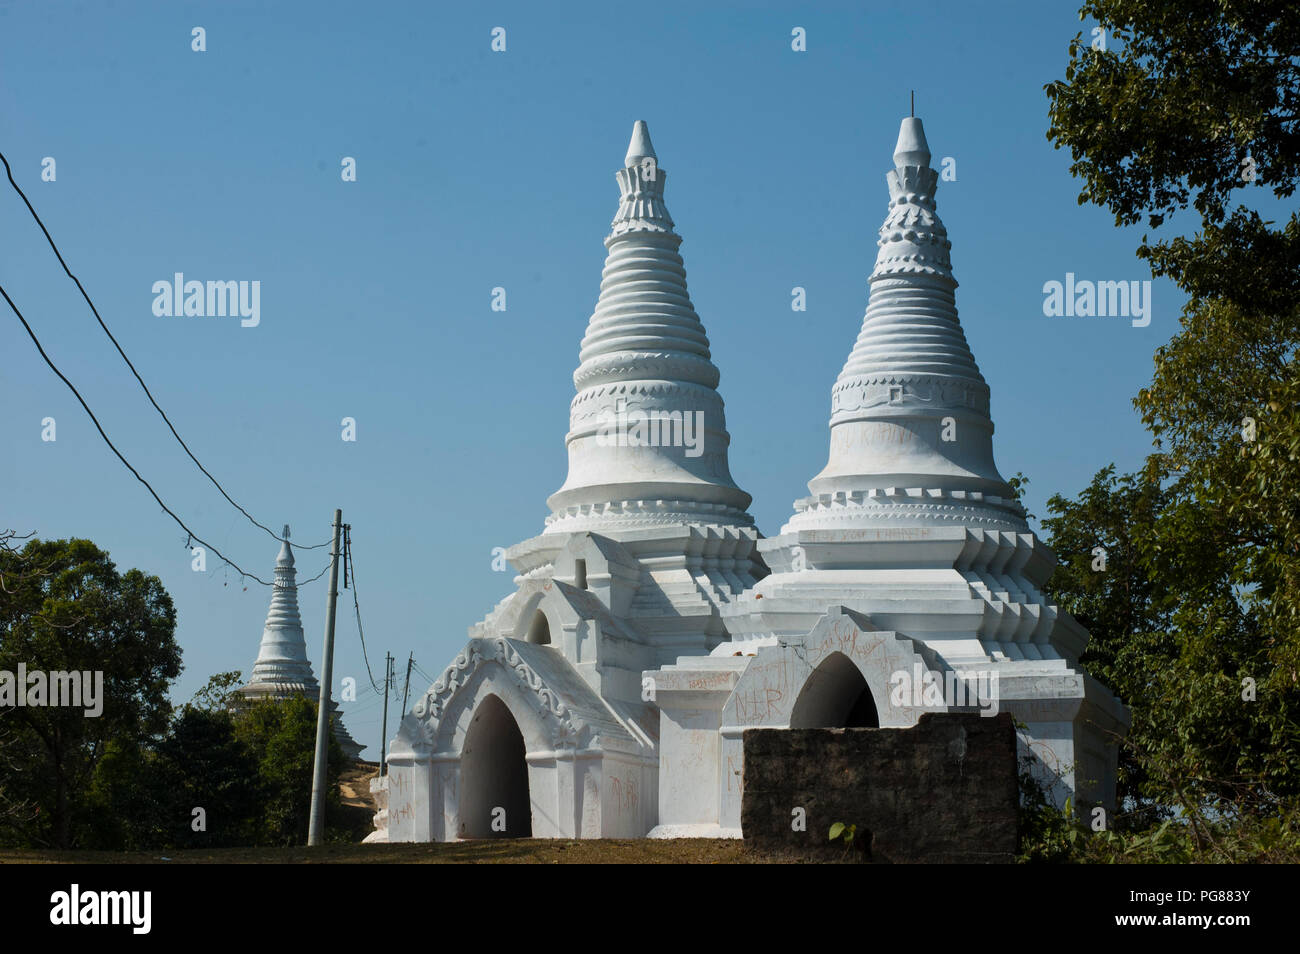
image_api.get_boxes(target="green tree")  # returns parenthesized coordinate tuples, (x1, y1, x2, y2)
(1045, 0, 1299, 306)
(83, 737, 164, 850)
(1041, 0, 1300, 822)
(152, 706, 262, 848)
(189, 669, 244, 713)
(234, 695, 344, 846)
(0, 537, 182, 848)
(147, 671, 260, 848)
(1037, 467, 1172, 821)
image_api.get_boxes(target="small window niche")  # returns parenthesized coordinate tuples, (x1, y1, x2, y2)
(526, 610, 551, 645)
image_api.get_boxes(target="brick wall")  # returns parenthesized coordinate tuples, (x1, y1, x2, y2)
(741, 712, 1018, 862)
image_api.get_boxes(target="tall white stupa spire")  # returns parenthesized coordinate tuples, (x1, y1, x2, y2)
(713, 118, 1127, 818)
(240, 526, 363, 759)
(244, 526, 318, 691)
(787, 115, 1025, 532)
(546, 121, 753, 533)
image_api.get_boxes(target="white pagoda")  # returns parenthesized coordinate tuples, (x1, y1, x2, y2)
(378, 118, 1125, 842)
(239, 527, 364, 760)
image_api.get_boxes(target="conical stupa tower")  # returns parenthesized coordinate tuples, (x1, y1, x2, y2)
(792, 116, 1024, 530)
(240, 527, 363, 760)
(243, 530, 318, 693)
(546, 121, 754, 534)
(724, 117, 1058, 651)
(493, 121, 764, 662)
(714, 116, 1125, 813)
(383, 124, 764, 843)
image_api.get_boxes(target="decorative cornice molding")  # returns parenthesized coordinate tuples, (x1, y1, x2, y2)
(569, 379, 725, 428)
(573, 355, 721, 392)
(785, 487, 1028, 532)
(830, 373, 991, 417)
(411, 638, 585, 749)
(546, 498, 755, 530)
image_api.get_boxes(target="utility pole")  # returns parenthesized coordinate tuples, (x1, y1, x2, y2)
(401, 652, 414, 716)
(307, 509, 342, 847)
(380, 652, 393, 777)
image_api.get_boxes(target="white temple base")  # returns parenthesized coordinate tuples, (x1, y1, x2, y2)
(647, 824, 741, 839)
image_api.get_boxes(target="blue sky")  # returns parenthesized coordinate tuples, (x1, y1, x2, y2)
(0, 1, 1183, 757)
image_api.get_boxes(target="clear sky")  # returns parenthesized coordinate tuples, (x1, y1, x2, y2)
(0, 0, 1183, 758)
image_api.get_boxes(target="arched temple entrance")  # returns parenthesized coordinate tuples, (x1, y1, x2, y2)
(459, 694, 532, 838)
(789, 651, 880, 728)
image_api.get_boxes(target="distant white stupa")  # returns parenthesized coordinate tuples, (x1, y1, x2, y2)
(240, 526, 364, 760)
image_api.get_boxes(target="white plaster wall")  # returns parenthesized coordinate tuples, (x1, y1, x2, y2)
(580, 764, 600, 837)
(434, 756, 457, 841)
(1014, 720, 1076, 808)
(718, 729, 746, 835)
(658, 706, 723, 826)
(525, 756, 558, 837)
(599, 754, 658, 837)
(385, 749, 433, 843)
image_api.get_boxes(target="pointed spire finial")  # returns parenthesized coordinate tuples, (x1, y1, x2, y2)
(624, 120, 657, 167)
(893, 115, 931, 168)
(911, 89, 914, 118)
(275, 525, 294, 568)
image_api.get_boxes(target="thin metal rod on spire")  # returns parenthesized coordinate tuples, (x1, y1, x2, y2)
(911, 90, 914, 117)
(307, 509, 343, 847)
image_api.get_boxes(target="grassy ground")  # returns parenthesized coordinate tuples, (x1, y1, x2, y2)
(0, 762, 789, 863)
(0, 839, 767, 864)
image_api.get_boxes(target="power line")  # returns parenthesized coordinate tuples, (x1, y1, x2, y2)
(341, 694, 388, 716)
(343, 525, 385, 693)
(0, 149, 330, 552)
(353, 678, 400, 703)
(1, 282, 273, 586)
(294, 560, 332, 587)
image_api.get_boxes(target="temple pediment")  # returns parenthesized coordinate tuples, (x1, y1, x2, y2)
(405, 637, 640, 757)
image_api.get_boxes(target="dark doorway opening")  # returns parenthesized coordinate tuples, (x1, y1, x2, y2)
(459, 694, 532, 837)
(789, 652, 880, 728)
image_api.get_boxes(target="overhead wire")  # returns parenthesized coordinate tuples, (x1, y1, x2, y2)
(0, 148, 331, 552)
(343, 525, 386, 693)
(293, 560, 332, 588)
(4, 276, 334, 589)
(1, 282, 274, 586)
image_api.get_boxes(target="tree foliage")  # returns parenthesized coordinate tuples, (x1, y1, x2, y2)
(234, 695, 344, 846)
(1035, 0, 1300, 845)
(1, 539, 358, 850)
(1046, 0, 1300, 300)
(0, 537, 181, 848)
